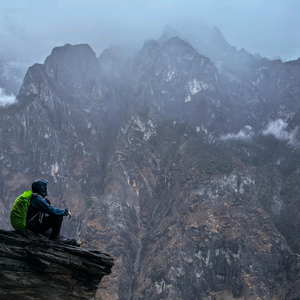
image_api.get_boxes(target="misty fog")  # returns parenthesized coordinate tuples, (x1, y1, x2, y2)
(0, 87, 16, 107)
(0, 0, 299, 66)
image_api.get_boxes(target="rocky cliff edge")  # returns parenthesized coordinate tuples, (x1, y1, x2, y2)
(0, 229, 114, 300)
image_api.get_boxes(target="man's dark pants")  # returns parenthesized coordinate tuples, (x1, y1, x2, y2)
(28, 215, 63, 239)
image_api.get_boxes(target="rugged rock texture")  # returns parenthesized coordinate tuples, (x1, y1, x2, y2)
(1, 26, 300, 299)
(0, 229, 113, 300)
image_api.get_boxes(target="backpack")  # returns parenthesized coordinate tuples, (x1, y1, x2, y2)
(10, 190, 32, 230)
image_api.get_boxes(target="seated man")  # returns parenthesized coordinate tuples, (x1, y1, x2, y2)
(26, 179, 79, 246)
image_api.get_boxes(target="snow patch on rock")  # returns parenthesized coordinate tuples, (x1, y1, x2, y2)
(166, 70, 176, 81)
(185, 94, 191, 102)
(51, 163, 59, 183)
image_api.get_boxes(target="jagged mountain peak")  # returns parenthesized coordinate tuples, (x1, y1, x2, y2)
(44, 43, 98, 73)
(48, 43, 96, 58)
(253, 52, 263, 60)
(142, 35, 198, 59)
(157, 25, 187, 43)
(16, 42, 102, 107)
(132, 36, 203, 80)
(162, 35, 192, 48)
(99, 48, 117, 61)
(98, 48, 126, 79)
(205, 25, 233, 53)
(133, 35, 218, 83)
(18, 63, 45, 98)
(129, 34, 223, 129)
(45, 44, 97, 72)
(211, 25, 222, 34)
(143, 38, 159, 49)
(43, 43, 99, 95)
(3, 24, 300, 300)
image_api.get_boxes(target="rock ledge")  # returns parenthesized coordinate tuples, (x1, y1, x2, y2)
(0, 229, 114, 300)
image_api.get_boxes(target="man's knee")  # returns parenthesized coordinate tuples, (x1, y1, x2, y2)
(52, 215, 63, 223)
(45, 214, 63, 227)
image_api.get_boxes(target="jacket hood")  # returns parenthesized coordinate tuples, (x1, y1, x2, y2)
(31, 179, 48, 197)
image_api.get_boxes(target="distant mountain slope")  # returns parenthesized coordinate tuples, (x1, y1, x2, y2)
(1, 30, 300, 299)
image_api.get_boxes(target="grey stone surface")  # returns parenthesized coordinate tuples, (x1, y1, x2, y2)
(0, 229, 113, 300)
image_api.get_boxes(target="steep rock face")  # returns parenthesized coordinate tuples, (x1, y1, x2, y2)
(205, 26, 234, 54)
(166, 25, 259, 81)
(162, 24, 300, 123)
(128, 37, 237, 136)
(98, 49, 127, 80)
(44, 44, 100, 96)
(1, 33, 300, 300)
(222, 57, 300, 124)
(80, 34, 300, 298)
(0, 44, 125, 237)
(81, 116, 300, 299)
(0, 229, 113, 300)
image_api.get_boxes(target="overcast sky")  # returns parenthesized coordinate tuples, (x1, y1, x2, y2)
(0, 0, 299, 65)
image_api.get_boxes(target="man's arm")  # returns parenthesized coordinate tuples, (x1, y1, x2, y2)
(31, 196, 69, 216)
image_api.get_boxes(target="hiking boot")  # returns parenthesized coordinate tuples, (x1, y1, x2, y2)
(50, 235, 80, 247)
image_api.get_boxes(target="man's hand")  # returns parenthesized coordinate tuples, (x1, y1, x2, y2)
(68, 211, 72, 219)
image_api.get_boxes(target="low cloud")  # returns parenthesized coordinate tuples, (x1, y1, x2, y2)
(263, 119, 299, 147)
(220, 125, 254, 141)
(0, 87, 16, 107)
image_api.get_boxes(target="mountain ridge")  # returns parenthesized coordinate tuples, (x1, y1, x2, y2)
(1, 30, 300, 299)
